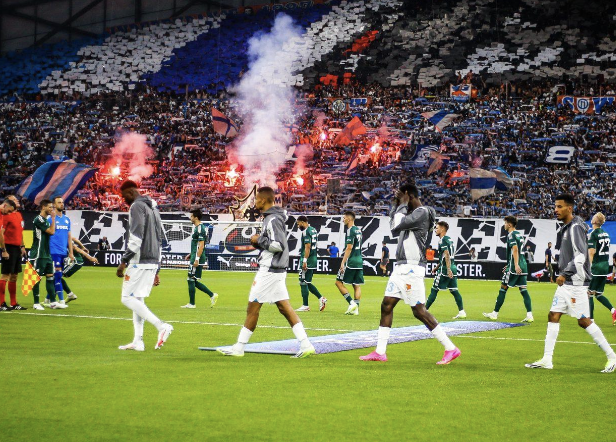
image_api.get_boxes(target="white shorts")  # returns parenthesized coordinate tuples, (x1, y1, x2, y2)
(550, 285, 590, 319)
(121, 267, 156, 298)
(249, 271, 289, 304)
(384, 264, 426, 306)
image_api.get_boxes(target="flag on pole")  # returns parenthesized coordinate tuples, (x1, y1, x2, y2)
(421, 110, 460, 132)
(334, 116, 367, 146)
(346, 150, 360, 174)
(16, 160, 97, 205)
(21, 261, 41, 296)
(427, 151, 450, 175)
(531, 269, 546, 279)
(469, 168, 497, 201)
(492, 167, 514, 190)
(212, 108, 239, 138)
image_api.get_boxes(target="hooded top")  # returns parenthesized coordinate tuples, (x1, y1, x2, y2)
(254, 206, 289, 273)
(122, 195, 164, 268)
(558, 215, 590, 286)
(389, 204, 436, 266)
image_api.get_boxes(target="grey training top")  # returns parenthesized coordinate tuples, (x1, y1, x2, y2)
(254, 206, 289, 273)
(558, 215, 590, 286)
(122, 195, 163, 268)
(389, 204, 436, 266)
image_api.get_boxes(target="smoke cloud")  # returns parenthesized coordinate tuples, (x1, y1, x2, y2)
(112, 132, 155, 182)
(232, 14, 304, 188)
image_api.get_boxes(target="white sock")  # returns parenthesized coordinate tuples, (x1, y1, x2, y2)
(492, 311, 498, 317)
(543, 322, 559, 362)
(292, 322, 312, 350)
(431, 324, 456, 351)
(376, 326, 390, 355)
(459, 310, 466, 315)
(527, 312, 534, 318)
(133, 312, 144, 343)
(586, 323, 616, 360)
(121, 296, 163, 331)
(612, 308, 616, 314)
(235, 327, 253, 351)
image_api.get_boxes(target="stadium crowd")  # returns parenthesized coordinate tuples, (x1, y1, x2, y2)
(1, 76, 616, 220)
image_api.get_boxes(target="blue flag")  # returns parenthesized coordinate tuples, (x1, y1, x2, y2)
(469, 168, 496, 201)
(16, 160, 97, 205)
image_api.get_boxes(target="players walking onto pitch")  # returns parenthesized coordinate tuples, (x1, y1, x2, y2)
(587, 212, 616, 323)
(426, 221, 466, 319)
(29, 200, 58, 310)
(526, 194, 616, 373)
(295, 215, 327, 312)
(335, 211, 363, 315)
(483, 216, 534, 323)
(360, 183, 460, 365)
(218, 187, 315, 358)
(181, 209, 219, 309)
(43, 196, 74, 308)
(116, 180, 173, 351)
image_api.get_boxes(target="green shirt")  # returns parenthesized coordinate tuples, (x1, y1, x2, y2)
(301, 225, 318, 269)
(506, 230, 527, 274)
(345, 225, 363, 269)
(588, 227, 610, 276)
(190, 223, 208, 263)
(437, 235, 457, 276)
(29, 215, 52, 261)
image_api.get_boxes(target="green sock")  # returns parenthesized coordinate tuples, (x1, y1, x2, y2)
(195, 281, 214, 297)
(589, 296, 595, 319)
(596, 294, 614, 311)
(33, 282, 40, 304)
(494, 288, 507, 312)
(187, 280, 196, 305)
(46, 278, 56, 302)
(520, 289, 532, 313)
(61, 278, 71, 294)
(342, 292, 353, 304)
(426, 288, 438, 310)
(301, 285, 309, 306)
(451, 289, 464, 310)
(307, 283, 322, 299)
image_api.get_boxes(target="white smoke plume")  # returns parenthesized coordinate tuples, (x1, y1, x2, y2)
(232, 14, 304, 188)
(112, 132, 154, 182)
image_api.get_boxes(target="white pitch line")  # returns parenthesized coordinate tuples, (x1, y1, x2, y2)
(7, 312, 356, 333)
(455, 334, 616, 346)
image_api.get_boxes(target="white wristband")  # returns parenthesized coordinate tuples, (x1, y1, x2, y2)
(302, 258, 307, 263)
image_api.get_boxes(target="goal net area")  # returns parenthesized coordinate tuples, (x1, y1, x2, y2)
(160, 221, 263, 271)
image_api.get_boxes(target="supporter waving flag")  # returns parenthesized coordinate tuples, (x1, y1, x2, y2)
(421, 110, 460, 132)
(212, 108, 239, 138)
(493, 167, 514, 190)
(334, 116, 366, 146)
(16, 160, 97, 205)
(469, 168, 497, 201)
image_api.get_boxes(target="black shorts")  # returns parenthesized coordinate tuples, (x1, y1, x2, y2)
(1, 244, 23, 275)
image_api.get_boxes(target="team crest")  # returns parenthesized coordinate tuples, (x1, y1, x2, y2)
(124, 275, 131, 281)
(571, 297, 576, 304)
(406, 284, 412, 291)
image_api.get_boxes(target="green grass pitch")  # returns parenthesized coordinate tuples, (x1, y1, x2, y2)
(1, 267, 615, 442)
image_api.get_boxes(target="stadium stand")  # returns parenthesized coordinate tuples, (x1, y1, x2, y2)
(1, 0, 616, 220)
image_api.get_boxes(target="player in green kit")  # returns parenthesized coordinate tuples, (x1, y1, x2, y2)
(483, 215, 534, 322)
(587, 212, 616, 324)
(62, 237, 99, 302)
(295, 216, 327, 312)
(181, 209, 218, 309)
(426, 221, 466, 319)
(335, 211, 363, 315)
(29, 200, 58, 310)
